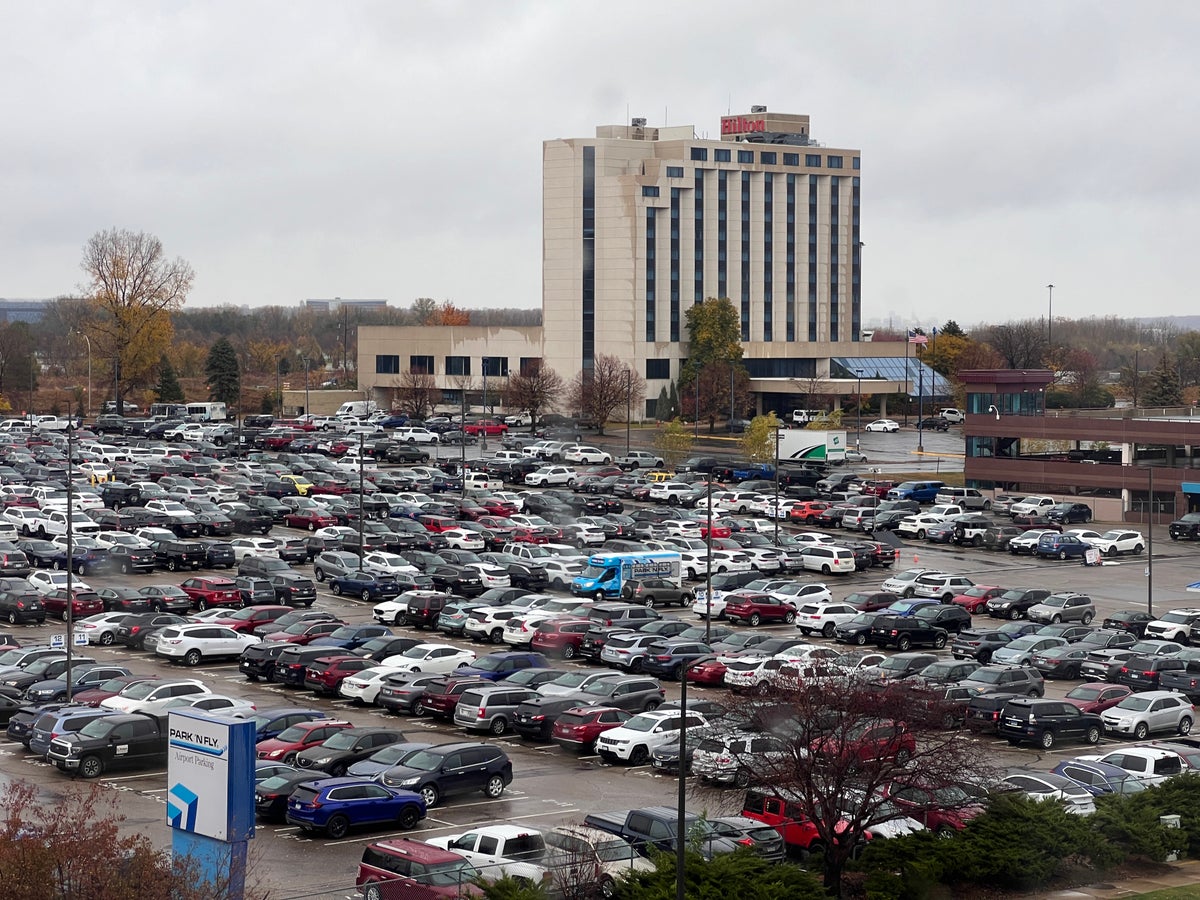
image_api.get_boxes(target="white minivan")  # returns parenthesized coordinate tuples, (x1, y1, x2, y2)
(797, 545, 856, 575)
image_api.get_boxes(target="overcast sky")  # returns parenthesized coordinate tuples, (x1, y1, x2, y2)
(1, 1, 1196, 328)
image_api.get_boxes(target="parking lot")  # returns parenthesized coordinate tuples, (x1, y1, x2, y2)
(1, 420, 1199, 897)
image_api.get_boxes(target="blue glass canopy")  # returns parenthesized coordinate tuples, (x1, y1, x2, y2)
(831, 357, 952, 398)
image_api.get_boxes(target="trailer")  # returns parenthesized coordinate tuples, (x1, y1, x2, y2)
(185, 402, 228, 421)
(777, 429, 847, 465)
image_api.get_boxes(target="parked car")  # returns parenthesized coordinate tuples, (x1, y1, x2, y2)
(376, 741, 513, 807)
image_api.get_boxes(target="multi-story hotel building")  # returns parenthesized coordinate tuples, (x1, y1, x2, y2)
(359, 107, 945, 416)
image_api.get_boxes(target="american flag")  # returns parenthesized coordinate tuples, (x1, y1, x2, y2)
(907, 330, 928, 345)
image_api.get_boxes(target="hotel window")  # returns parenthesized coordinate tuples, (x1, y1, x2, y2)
(783, 153, 799, 166)
(827, 155, 843, 169)
(760, 151, 777, 165)
(666, 166, 684, 178)
(444, 356, 471, 377)
(642, 185, 660, 197)
(375, 355, 400, 375)
(690, 147, 708, 161)
(409, 355, 434, 374)
(714, 148, 731, 162)
(738, 150, 754, 164)
(481, 356, 509, 377)
(853, 156, 861, 170)
(519, 357, 541, 377)
(645, 359, 670, 380)
(805, 154, 822, 167)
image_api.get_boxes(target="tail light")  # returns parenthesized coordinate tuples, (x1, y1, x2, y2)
(737, 838, 755, 847)
(1144, 670, 1156, 677)
(478, 707, 487, 719)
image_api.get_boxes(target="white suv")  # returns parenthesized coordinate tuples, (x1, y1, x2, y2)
(394, 427, 439, 444)
(1009, 496, 1056, 517)
(795, 601, 860, 638)
(562, 445, 612, 465)
(912, 574, 976, 602)
(595, 709, 709, 764)
(524, 466, 575, 486)
(1143, 609, 1200, 643)
(100, 678, 209, 713)
(154, 624, 260, 666)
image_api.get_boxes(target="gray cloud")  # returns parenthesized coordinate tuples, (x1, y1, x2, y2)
(0, 0, 1196, 327)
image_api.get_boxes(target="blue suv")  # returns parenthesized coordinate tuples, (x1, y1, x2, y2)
(1036, 533, 1091, 560)
(454, 651, 551, 682)
(285, 776, 426, 838)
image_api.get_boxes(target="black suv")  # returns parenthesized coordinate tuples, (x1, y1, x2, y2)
(150, 540, 207, 572)
(1169, 513, 1200, 541)
(870, 615, 948, 651)
(238, 557, 295, 578)
(997, 697, 1104, 749)
(985, 588, 1051, 620)
(271, 573, 317, 608)
(376, 741, 513, 808)
(959, 665, 1045, 698)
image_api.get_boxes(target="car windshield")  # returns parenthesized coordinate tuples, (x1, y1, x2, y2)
(96, 677, 134, 692)
(1117, 697, 1153, 712)
(1040, 597, 1067, 608)
(471, 656, 509, 672)
(1006, 637, 1042, 650)
(273, 725, 312, 743)
(321, 732, 360, 751)
(402, 646, 434, 659)
(969, 669, 1004, 685)
(421, 860, 481, 887)
(1066, 685, 1105, 701)
(1160, 613, 1193, 625)
(370, 744, 421, 765)
(398, 749, 445, 771)
(619, 715, 659, 732)
(120, 681, 161, 700)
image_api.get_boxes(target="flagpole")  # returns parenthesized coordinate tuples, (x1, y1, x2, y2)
(904, 332, 910, 426)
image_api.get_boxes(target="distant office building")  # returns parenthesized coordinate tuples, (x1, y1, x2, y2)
(303, 298, 389, 312)
(0, 298, 51, 323)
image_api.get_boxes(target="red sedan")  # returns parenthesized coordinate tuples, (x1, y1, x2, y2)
(284, 509, 337, 531)
(259, 621, 343, 645)
(309, 477, 351, 496)
(507, 526, 551, 545)
(179, 576, 242, 610)
(699, 522, 733, 539)
(476, 499, 516, 517)
(1063, 683, 1133, 714)
(255, 719, 353, 763)
(530, 617, 592, 660)
(951, 585, 1006, 614)
(211, 605, 293, 633)
(686, 658, 728, 686)
(551, 705, 631, 752)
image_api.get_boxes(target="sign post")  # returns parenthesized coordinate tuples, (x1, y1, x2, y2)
(167, 711, 256, 898)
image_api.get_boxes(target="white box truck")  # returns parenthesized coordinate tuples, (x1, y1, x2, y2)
(777, 430, 847, 465)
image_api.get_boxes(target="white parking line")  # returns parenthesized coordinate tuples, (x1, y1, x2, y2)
(102, 770, 168, 781)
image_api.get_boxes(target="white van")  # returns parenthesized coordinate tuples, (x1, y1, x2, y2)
(791, 410, 825, 425)
(334, 400, 379, 418)
(797, 545, 856, 575)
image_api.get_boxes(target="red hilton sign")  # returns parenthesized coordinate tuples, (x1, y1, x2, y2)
(721, 115, 765, 135)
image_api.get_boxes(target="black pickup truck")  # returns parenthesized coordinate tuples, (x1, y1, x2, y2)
(149, 539, 208, 572)
(47, 712, 168, 778)
(583, 806, 738, 857)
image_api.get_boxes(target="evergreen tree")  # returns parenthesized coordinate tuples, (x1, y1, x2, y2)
(204, 338, 241, 406)
(1143, 354, 1183, 406)
(154, 356, 184, 403)
(667, 380, 680, 418)
(655, 385, 669, 421)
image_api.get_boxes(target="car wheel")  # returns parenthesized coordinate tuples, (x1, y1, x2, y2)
(749, 613, 762, 627)
(79, 755, 103, 779)
(1134, 544, 1145, 554)
(364, 887, 383, 900)
(1085, 725, 1101, 745)
(61, 610, 70, 623)
(916, 530, 926, 540)
(897, 636, 912, 651)
(490, 716, 508, 736)
(1081, 612, 1094, 625)
(184, 649, 202, 667)
(419, 784, 440, 808)
(629, 745, 649, 766)
(484, 774, 506, 798)
(168, 560, 178, 572)
(821, 565, 832, 575)
(784, 611, 796, 624)
(934, 634, 947, 649)
(1180, 717, 1194, 736)
(1135, 722, 1150, 740)
(413, 700, 428, 718)
(324, 815, 349, 840)
(903, 587, 916, 599)
(1039, 730, 1056, 750)
(331, 583, 342, 596)
(396, 804, 421, 829)
(489, 628, 504, 644)
(1051, 615, 1062, 624)
(562, 644, 577, 660)
(854, 633, 867, 646)
(5, 612, 14, 625)
(894, 749, 911, 765)
(361, 590, 372, 602)
(734, 768, 752, 789)
(51, 559, 63, 571)
(1009, 609, 1021, 620)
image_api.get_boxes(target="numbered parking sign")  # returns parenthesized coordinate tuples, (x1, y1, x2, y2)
(49, 634, 65, 649)
(74, 632, 89, 646)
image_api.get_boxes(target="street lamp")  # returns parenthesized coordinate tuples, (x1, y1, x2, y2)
(773, 424, 782, 545)
(1046, 284, 1054, 349)
(481, 360, 489, 453)
(302, 356, 310, 418)
(71, 331, 92, 420)
(625, 367, 632, 458)
(1134, 347, 1149, 407)
(275, 358, 283, 419)
(855, 368, 863, 449)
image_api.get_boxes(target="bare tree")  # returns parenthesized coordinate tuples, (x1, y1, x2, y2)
(567, 354, 646, 436)
(788, 374, 838, 414)
(982, 320, 1047, 369)
(395, 368, 438, 420)
(504, 360, 565, 430)
(691, 673, 995, 896)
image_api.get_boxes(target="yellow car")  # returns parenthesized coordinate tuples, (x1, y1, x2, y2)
(645, 470, 676, 483)
(278, 474, 314, 496)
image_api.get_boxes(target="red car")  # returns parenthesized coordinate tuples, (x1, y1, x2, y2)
(260, 621, 344, 645)
(73, 674, 159, 708)
(551, 705, 631, 752)
(463, 419, 508, 436)
(179, 576, 242, 610)
(789, 501, 830, 523)
(507, 526, 551, 545)
(860, 540, 901, 567)
(858, 480, 895, 498)
(951, 585, 1006, 614)
(43, 588, 104, 620)
(814, 720, 916, 765)
(884, 781, 983, 835)
(476, 500, 515, 518)
(211, 605, 293, 633)
(723, 593, 797, 626)
(530, 617, 592, 660)
(415, 676, 489, 719)
(302, 655, 374, 695)
(283, 509, 337, 531)
(1063, 682, 1133, 714)
(419, 515, 459, 534)
(255, 719, 353, 763)
(309, 477, 351, 496)
(686, 657, 728, 686)
(699, 522, 733, 539)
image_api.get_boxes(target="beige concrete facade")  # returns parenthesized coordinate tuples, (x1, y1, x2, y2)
(358, 108, 931, 417)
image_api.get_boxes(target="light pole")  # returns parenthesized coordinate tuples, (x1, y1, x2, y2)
(65, 423, 76, 700)
(1134, 347, 1148, 407)
(855, 368, 863, 449)
(1046, 284, 1054, 349)
(275, 359, 283, 419)
(357, 431, 365, 571)
(481, 360, 489, 453)
(625, 367, 632, 458)
(302, 356, 310, 418)
(71, 331, 92, 420)
(1147, 467, 1154, 615)
(773, 423, 782, 545)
